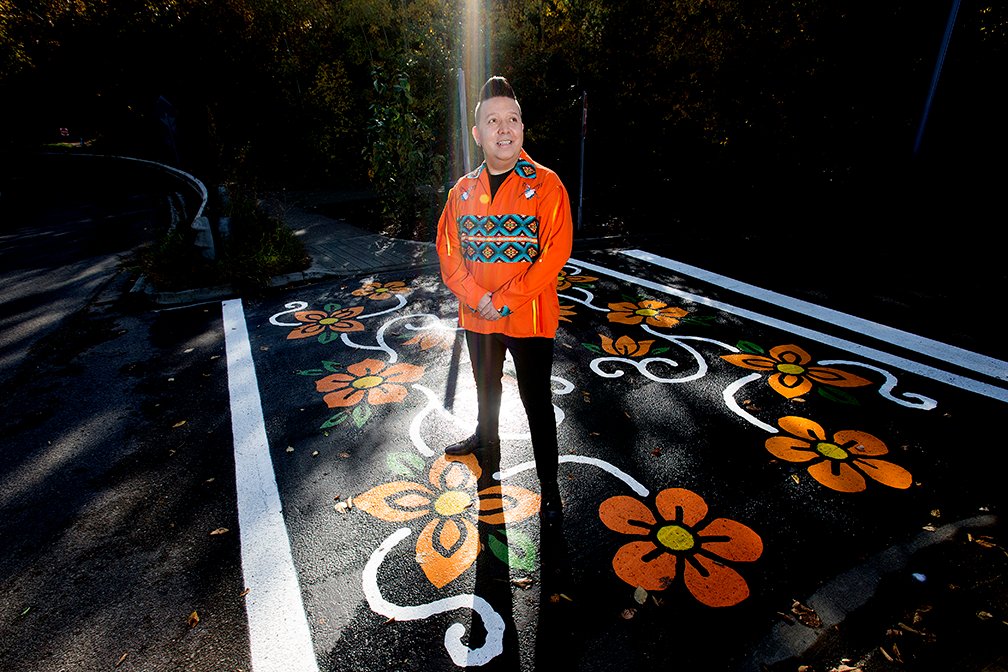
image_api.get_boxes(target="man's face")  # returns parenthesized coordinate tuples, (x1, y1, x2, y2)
(472, 96, 524, 174)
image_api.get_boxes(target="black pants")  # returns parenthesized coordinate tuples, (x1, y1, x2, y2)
(465, 330, 558, 485)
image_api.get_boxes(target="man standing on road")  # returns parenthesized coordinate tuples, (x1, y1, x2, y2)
(436, 75, 573, 525)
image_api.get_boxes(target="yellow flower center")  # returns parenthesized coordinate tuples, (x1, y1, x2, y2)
(434, 490, 472, 516)
(816, 441, 848, 460)
(656, 524, 695, 551)
(352, 375, 384, 389)
(777, 363, 805, 375)
(318, 317, 338, 325)
(373, 287, 389, 294)
(635, 308, 660, 317)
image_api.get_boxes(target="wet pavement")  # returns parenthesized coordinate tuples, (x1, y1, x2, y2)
(3, 179, 1006, 672)
(204, 196, 1007, 671)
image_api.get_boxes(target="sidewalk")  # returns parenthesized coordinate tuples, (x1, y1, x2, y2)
(132, 193, 442, 306)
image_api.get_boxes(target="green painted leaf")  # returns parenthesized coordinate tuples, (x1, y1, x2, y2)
(736, 340, 764, 354)
(320, 412, 347, 429)
(487, 528, 538, 572)
(583, 343, 602, 353)
(652, 346, 670, 355)
(324, 303, 342, 312)
(318, 331, 340, 345)
(322, 360, 343, 372)
(386, 452, 426, 477)
(818, 386, 861, 405)
(298, 368, 326, 376)
(352, 403, 372, 428)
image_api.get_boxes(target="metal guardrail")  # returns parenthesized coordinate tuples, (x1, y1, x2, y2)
(61, 152, 215, 259)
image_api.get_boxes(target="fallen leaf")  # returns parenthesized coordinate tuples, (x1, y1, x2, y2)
(972, 535, 999, 549)
(209, 527, 229, 536)
(188, 611, 199, 628)
(334, 501, 350, 513)
(620, 608, 636, 620)
(930, 509, 941, 518)
(339, 452, 351, 458)
(922, 524, 937, 532)
(977, 610, 994, 620)
(184, 348, 195, 353)
(512, 577, 534, 589)
(633, 586, 648, 605)
(790, 474, 800, 485)
(173, 420, 187, 428)
(312, 451, 319, 457)
(240, 588, 250, 597)
(650, 446, 662, 457)
(775, 611, 795, 624)
(791, 599, 822, 628)
(115, 652, 128, 667)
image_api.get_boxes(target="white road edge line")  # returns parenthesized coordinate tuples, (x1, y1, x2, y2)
(569, 256, 1008, 404)
(222, 298, 320, 672)
(620, 248, 1007, 382)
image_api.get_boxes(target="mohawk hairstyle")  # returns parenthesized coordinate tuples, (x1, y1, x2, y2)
(474, 76, 521, 122)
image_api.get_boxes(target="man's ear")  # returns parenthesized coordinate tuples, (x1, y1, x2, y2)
(471, 126, 480, 147)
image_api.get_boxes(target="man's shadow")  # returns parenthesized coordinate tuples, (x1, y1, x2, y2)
(469, 438, 579, 670)
(534, 513, 579, 668)
(471, 438, 522, 671)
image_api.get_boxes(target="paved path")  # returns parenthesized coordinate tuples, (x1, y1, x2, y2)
(222, 243, 1007, 672)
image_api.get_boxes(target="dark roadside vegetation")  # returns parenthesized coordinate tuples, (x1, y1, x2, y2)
(0, 1, 1004, 295)
(0, 4, 1006, 671)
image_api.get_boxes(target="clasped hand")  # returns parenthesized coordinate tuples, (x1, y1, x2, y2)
(476, 291, 502, 321)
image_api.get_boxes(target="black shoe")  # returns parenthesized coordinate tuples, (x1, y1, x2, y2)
(444, 433, 499, 456)
(540, 493, 564, 526)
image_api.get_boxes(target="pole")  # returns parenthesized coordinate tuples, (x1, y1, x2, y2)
(457, 68, 471, 174)
(577, 91, 587, 232)
(914, 0, 961, 156)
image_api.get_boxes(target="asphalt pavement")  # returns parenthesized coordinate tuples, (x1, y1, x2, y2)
(148, 192, 1008, 672)
(4, 182, 1006, 672)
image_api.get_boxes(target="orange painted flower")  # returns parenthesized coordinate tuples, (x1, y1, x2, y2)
(600, 334, 656, 357)
(766, 416, 913, 493)
(607, 300, 688, 328)
(721, 344, 872, 399)
(559, 303, 576, 323)
(599, 488, 763, 607)
(287, 306, 365, 339)
(355, 455, 540, 588)
(315, 358, 424, 408)
(557, 270, 598, 291)
(352, 280, 410, 301)
(404, 329, 457, 351)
